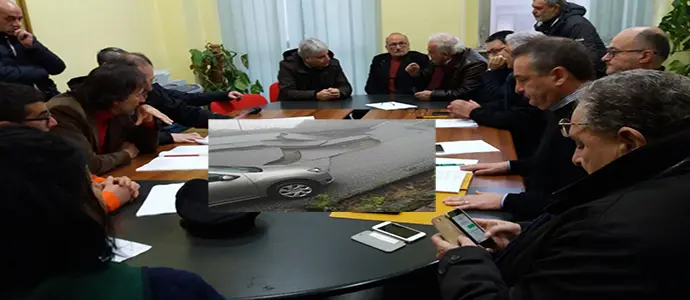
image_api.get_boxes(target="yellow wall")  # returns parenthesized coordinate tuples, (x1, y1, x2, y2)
(25, 0, 222, 91)
(379, 0, 479, 53)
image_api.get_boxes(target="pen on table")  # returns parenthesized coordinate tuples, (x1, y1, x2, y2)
(436, 163, 465, 166)
(417, 115, 449, 119)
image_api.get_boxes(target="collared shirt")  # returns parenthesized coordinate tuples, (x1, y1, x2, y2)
(548, 87, 584, 111)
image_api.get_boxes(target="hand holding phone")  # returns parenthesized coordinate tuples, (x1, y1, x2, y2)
(431, 215, 464, 246)
(446, 208, 497, 249)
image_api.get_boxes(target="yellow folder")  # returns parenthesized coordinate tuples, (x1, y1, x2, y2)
(329, 173, 473, 225)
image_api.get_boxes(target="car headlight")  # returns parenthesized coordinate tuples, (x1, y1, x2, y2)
(307, 168, 322, 173)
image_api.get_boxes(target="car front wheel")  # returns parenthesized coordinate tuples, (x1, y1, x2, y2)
(269, 180, 319, 199)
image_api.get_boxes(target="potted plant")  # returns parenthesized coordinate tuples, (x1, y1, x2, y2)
(189, 43, 264, 93)
(659, 0, 690, 76)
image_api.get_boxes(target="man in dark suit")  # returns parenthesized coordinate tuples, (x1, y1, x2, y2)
(447, 31, 547, 159)
(444, 37, 592, 221)
(364, 33, 429, 95)
(432, 69, 690, 300)
(406, 33, 487, 102)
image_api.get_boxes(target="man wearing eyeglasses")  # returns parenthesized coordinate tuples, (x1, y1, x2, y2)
(364, 33, 429, 95)
(602, 26, 670, 75)
(0, 82, 139, 213)
(444, 37, 590, 221)
(432, 69, 690, 300)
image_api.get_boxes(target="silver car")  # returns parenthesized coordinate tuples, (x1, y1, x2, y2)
(208, 165, 334, 206)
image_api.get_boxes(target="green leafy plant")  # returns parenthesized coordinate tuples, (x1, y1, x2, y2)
(659, 0, 690, 76)
(189, 43, 264, 93)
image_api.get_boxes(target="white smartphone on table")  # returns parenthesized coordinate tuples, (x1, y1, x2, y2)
(372, 221, 426, 243)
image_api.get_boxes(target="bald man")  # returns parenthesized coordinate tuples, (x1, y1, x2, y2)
(0, 0, 65, 99)
(603, 26, 670, 75)
(365, 33, 429, 95)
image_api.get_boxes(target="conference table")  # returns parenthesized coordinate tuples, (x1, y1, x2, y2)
(106, 96, 525, 299)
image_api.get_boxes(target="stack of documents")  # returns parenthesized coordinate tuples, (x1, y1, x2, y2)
(436, 140, 500, 155)
(366, 102, 418, 110)
(136, 145, 209, 171)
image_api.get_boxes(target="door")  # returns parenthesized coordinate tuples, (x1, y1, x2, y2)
(208, 173, 260, 206)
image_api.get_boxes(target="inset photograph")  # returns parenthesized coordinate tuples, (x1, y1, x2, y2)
(208, 119, 435, 212)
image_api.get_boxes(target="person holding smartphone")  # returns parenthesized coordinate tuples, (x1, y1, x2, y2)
(430, 70, 690, 299)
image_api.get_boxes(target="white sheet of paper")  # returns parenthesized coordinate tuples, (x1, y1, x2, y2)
(136, 156, 208, 171)
(365, 102, 418, 110)
(195, 136, 209, 145)
(436, 140, 500, 155)
(237, 117, 316, 131)
(435, 158, 480, 166)
(435, 119, 479, 128)
(135, 183, 184, 217)
(436, 166, 470, 193)
(111, 238, 152, 263)
(158, 145, 208, 157)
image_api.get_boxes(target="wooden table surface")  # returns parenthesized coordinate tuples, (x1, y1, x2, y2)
(106, 109, 523, 190)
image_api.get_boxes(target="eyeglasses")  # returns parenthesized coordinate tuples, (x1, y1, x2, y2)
(558, 118, 588, 137)
(24, 110, 52, 123)
(387, 42, 408, 48)
(604, 48, 656, 58)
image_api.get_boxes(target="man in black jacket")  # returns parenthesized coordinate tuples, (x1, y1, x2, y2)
(448, 31, 546, 159)
(406, 33, 487, 102)
(0, 0, 65, 99)
(475, 30, 513, 104)
(444, 37, 590, 221)
(432, 69, 690, 300)
(532, 0, 607, 78)
(364, 32, 429, 95)
(277, 38, 353, 101)
(95, 49, 242, 145)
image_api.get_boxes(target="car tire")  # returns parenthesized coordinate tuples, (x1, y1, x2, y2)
(269, 180, 320, 200)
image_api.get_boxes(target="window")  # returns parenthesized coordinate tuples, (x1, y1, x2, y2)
(217, 0, 380, 97)
(478, 0, 655, 47)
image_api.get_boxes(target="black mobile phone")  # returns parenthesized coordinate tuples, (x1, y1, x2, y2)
(436, 144, 444, 153)
(446, 208, 496, 248)
(432, 112, 450, 116)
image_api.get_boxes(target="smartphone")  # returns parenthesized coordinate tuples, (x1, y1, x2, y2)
(432, 112, 450, 116)
(436, 144, 444, 153)
(372, 221, 426, 243)
(446, 208, 496, 248)
(431, 215, 464, 246)
(351, 230, 406, 253)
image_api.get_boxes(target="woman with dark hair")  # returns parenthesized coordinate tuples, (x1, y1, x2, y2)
(1, 125, 225, 300)
(47, 62, 172, 175)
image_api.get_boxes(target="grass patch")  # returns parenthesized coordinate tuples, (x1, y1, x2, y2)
(306, 170, 435, 212)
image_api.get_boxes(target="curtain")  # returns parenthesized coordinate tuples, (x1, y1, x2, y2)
(217, 0, 380, 97)
(587, 0, 656, 43)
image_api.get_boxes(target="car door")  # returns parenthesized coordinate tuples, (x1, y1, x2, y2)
(208, 173, 260, 206)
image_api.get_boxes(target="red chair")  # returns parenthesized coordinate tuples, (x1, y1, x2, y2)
(210, 94, 269, 115)
(269, 82, 280, 102)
